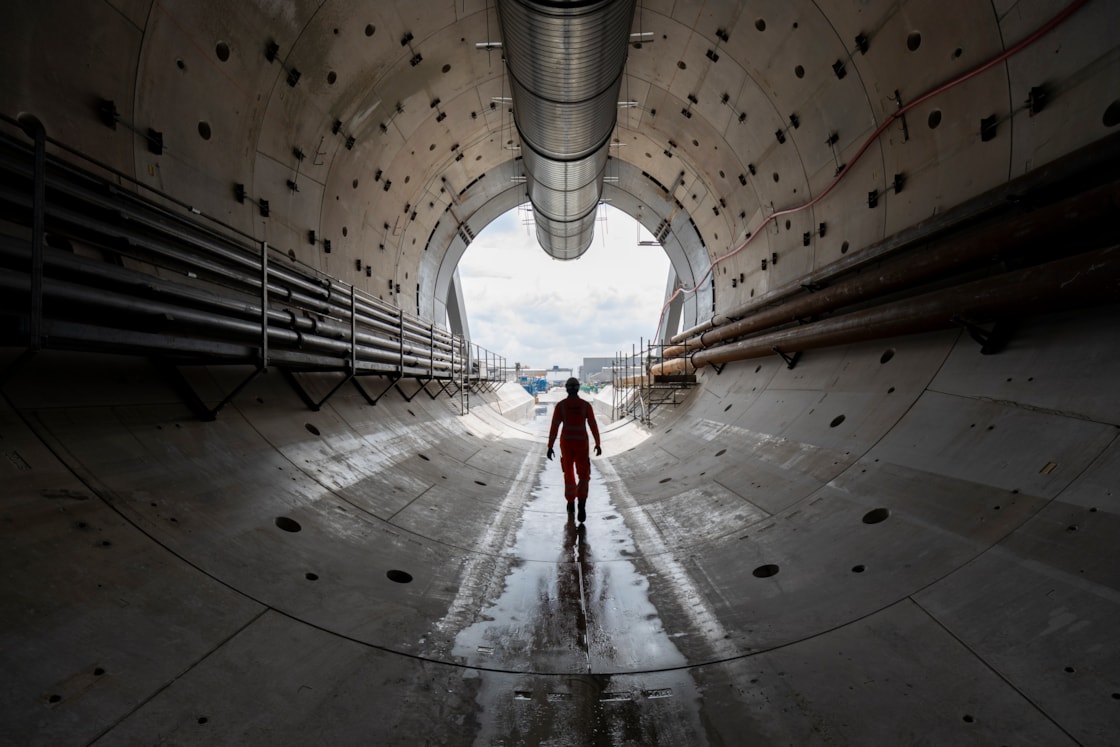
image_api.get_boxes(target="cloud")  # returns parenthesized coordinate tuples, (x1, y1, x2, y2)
(458, 205, 672, 371)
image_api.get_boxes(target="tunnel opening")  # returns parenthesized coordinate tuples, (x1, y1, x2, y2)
(2, 0, 1119, 743)
(456, 202, 673, 380)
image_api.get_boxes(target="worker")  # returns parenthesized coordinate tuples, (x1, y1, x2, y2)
(547, 377, 601, 522)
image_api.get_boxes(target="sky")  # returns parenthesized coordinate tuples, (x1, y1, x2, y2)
(456, 204, 672, 373)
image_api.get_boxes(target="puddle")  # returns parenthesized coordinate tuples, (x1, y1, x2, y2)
(450, 405, 689, 673)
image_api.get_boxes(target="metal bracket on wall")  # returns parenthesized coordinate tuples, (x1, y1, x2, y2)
(159, 359, 263, 421)
(352, 374, 401, 406)
(278, 368, 321, 411)
(710, 362, 725, 375)
(0, 349, 37, 390)
(424, 379, 453, 400)
(772, 346, 802, 369)
(309, 371, 355, 410)
(953, 317, 1014, 355)
(395, 378, 428, 403)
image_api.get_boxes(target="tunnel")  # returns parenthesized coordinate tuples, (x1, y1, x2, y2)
(2, 1, 1119, 745)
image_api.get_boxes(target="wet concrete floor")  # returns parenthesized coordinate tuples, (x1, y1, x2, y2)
(441, 399, 707, 744)
(5, 331, 1117, 745)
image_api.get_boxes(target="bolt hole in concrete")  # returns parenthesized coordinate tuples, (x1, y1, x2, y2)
(387, 569, 413, 584)
(1103, 100, 1120, 127)
(928, 109, 942, 129)
(48, 694, 61, 703)
(862, 508, 890, 524)
(851, 564, 866, 573)
(830, 414, 846, 427)
(275, 517, 302, 532)
(755, 18, 766, 32)
(418, 453, 430, 461)
(197, 121, 211, 140)
(753, 564, 780, 578)
(907, 31, 922, 51)
(724, 403, 733, 412)
(198, 717, 208, 725)
(215, 41, 229, 61)
(94, 667, 105, 676)
(659, 477, 672, 484)
(963, 714, 975, 723)
(880, 348, 895, 364)
(305, 423, 321, 436)
(305, 572, 319, 581)
(365, 24, 375, 36)
(715, 449, 727, 457)
(475, 480, 487, 486)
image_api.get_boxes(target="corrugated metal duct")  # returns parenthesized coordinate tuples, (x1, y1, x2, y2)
(497, 0, 637, 260)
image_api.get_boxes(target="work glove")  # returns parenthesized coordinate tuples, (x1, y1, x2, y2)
(594, 445, 602, 457)
(547, 447, 555, 461)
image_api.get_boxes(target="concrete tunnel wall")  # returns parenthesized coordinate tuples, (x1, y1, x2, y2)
(2, 0, 1120, 743)
(4, 301, 1119, 744)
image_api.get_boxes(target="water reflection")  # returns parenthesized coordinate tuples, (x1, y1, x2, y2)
(447, 403, 708, 744)
(450, 402, 688, 673)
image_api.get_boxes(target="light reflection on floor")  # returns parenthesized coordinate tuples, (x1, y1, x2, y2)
(451, 400, 688, 674)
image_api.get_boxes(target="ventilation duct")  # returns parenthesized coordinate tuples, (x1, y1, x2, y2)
(497, 0, 637, 260)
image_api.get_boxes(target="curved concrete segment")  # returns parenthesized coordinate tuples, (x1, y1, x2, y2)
(4, 303, 1118, 744)
(2, 0, 1120, 743)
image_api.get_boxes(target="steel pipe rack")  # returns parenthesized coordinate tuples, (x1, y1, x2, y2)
(0, 123, 508, 414)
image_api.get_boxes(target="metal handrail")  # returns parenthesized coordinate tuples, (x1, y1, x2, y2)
(0, 119, 510, 410)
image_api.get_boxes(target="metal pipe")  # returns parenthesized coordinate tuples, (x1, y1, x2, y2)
(0, 152, 464, 357)
(26, 118, 45, 350)
(0, 239, 451, 363)
(497, 0, 636, 260)
(671, 129, 1120, 345)
(0, 267, 454, 371)
(1, 185, 463, 362)
(654, 245, 1120, 374)
(0, 129, 508, 385)
(664, 180, 1120, 358)
(260, 241, 269, 367)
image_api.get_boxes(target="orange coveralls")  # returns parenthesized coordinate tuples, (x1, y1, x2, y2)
(547, 396, 601, 504)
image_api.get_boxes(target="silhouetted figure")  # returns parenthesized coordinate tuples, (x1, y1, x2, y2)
(547, 377, 601, 522)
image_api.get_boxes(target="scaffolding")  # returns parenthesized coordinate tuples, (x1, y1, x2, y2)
(610, 337, 695, 425)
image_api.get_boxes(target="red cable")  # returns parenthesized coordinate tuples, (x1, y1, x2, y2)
(654, 0, 1090, 344)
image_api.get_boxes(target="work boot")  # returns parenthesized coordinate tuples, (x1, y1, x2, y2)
(577, 500, 586, 523)
(566, 502, 575, 516)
